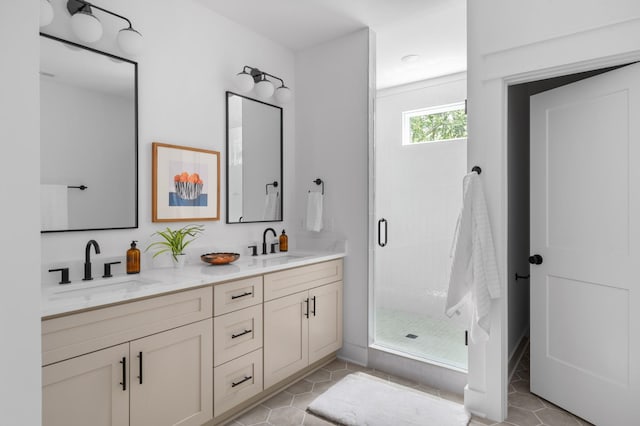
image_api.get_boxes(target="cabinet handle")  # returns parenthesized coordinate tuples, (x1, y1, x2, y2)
(231, 375, 253, 388)
(304, 298, 310, 318)
(137, 352, 143, 385)
(231, 329, 252, 339)
(231, 291, 253, 300)
(311, 296, 316, 317)
(119, 357, 126, 391)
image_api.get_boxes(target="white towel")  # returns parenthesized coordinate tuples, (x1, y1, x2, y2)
(263, 190, 280, 220)
(445, 171, 501, 343)
(40, 184, 68, 231)
(306, 191, 323, 232)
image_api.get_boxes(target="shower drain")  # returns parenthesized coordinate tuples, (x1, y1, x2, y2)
(405, 333, 418, 339)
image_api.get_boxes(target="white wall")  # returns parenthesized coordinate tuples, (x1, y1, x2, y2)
(40, 0, 296, 282)
(467, 1, 640, 421)
(0, 1, 42, 424)
(374, 73, 467, 318)
(295, 29, 372, 364)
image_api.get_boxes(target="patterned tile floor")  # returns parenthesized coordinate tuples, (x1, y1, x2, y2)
(224, 349, 592, 426)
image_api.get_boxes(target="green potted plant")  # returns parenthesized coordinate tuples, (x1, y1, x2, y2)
(146, 224, 204, 268)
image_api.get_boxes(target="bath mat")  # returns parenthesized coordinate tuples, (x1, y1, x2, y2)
(306, 372, 470, 426)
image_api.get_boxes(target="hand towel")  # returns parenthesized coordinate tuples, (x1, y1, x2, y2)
(263, 190, 280, 220)
(445, 171, 501, 343)
(40, 184, 68, 231)
(306, 191, 323, 232)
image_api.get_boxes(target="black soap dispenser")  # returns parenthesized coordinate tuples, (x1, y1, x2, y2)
(126, 240, 140, 274)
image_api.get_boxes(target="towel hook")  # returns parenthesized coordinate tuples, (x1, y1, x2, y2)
(309, 178, 324, 195)
(68, 185, 88, 190)
(471, 166, 482, 175)
(265, 181, 278, 194)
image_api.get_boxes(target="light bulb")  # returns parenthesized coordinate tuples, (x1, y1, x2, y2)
(71, 10, 103, 43)
(275, 85, 291, 103)
(117, 27, 143, 56)
(40, 0, 54, 27)
(234, 71, 255, 92)
(255, 78, 274, 99)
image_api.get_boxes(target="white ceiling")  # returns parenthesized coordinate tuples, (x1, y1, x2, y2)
(198, 0, 466, 89)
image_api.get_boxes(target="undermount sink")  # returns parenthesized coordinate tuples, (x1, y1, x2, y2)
(45, 275, 160, 299)
(242, 253, 309, 267)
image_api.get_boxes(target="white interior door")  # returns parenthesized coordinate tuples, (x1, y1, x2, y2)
(530, 63, 640, 426)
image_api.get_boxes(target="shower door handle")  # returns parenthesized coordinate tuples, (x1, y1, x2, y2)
(378, 218, 388, 247)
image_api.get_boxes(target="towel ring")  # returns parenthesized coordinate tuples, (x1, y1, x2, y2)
(309, 178, 324, 195)
(265, 181, 278, 194)
(471, 166, 482, 175)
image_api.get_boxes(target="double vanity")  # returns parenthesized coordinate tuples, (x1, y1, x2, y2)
(41, 252, 344, 426)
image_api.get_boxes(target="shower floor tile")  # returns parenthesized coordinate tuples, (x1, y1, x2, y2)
(374, 308, 468, 370)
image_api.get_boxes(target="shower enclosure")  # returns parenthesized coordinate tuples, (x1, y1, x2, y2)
(371, 98, 469, 371)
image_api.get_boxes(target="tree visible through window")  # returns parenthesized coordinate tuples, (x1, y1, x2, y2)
(402, 102, 467, 145)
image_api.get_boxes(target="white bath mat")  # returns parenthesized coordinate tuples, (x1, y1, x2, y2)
(307, 372, 470, 426)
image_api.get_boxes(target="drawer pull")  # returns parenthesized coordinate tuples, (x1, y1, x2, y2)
(231, 375, 253, 388)
(231, 329, 252, 339)
(231, 291, 253, 300)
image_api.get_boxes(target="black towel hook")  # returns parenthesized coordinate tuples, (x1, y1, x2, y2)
(309, 178, 324, 195)
(265, 181, 278, 194)
(471, 166, 482, 175)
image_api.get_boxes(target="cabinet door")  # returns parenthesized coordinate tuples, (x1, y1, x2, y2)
(130, 319, 213, 426)
(264, 291, 309, 389)
(42, 343, 129, 426)
(309, 281, 343, 364)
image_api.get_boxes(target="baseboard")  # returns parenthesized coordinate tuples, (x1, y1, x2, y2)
(508, 333, 529, 381)
(337, 341, 368, 366)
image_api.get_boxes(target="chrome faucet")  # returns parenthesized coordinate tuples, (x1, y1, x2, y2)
(262, 228, 276, 255)
(83, 239, 101, 281)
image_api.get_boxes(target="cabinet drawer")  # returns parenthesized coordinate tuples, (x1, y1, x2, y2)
(214, 349, 263, 417)
(264, 259, 343, 301)
(42, 287, 213, 366)
(214, 276, 263, 316)
(214, 304, 263, 367)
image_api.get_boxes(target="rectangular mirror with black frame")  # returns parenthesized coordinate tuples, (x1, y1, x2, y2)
(40, 33, 138, 233)
(226, 91, 283, 224)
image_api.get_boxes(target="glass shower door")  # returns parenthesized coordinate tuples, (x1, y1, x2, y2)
(372, 133, 469, 370)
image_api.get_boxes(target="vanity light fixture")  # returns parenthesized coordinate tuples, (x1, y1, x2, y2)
(64, 0, 143, 55)
(234, 66, 291, 103)
(40, 0, 54, 27)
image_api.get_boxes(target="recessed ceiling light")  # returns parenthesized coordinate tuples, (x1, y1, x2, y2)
(401, 54, 420, 63)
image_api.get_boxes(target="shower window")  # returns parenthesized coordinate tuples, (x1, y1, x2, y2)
(402, 101, 467, 145)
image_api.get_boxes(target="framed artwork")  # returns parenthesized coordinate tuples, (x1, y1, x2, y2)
(152, 142, 220, 222)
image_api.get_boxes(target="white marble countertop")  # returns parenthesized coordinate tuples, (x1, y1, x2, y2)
(41, 250, 345, 319)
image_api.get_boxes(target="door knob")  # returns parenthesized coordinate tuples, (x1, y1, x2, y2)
(528, 254, 543, 265)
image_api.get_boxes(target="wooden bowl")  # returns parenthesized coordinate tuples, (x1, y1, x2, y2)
(200, 252, 240, 265)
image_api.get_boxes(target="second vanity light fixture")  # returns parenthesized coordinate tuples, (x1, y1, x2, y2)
(234, 66, 292, 103)
(40, 0, 143, 56)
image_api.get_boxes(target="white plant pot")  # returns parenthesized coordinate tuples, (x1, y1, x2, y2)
(173, 253, 187, 268)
